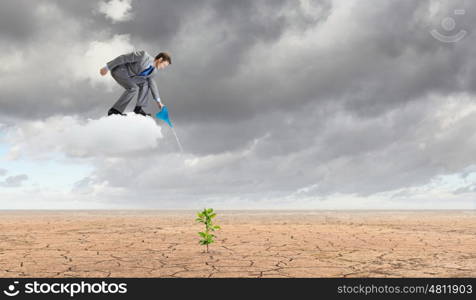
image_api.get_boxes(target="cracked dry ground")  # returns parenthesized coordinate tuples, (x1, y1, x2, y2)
(0, 210, 474, 278)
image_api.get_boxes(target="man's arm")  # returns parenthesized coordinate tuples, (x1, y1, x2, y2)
(106, 50, 146, 71)
(148, 78, 164, 109)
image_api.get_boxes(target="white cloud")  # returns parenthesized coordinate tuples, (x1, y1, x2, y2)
(98, 0, 134, 23)
(3, 114, 163, 159)
(0, 51, 24, 73)
(70, 34, 135, 89)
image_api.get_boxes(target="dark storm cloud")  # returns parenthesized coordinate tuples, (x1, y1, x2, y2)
(1, 79, 114, 119)
(1, 0, 472, 122)
(0, 0, 40, 43)
(145, 0, 476, 130)
(84, 94, 476, 203)
(2, 0, 476, 207)
(0, 0, 331, 122)
(110, 0, 204, 44)
(156, 0, 333, 123)
(338, 0, 476, 117)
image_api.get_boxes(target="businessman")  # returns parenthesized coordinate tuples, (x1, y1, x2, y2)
(99, 50, 171, 116)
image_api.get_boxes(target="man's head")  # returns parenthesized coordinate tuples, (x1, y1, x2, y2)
(154, 52, 172, 69)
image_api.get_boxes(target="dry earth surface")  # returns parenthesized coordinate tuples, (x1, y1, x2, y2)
(0, 210, 474, 278)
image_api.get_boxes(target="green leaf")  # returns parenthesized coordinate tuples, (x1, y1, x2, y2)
(196, 208, 219, 249)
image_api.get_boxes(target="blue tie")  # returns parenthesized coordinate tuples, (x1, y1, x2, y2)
(138, 65, 154, 76)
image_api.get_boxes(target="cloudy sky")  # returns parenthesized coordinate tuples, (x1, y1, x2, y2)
(1, 0, 475, 209)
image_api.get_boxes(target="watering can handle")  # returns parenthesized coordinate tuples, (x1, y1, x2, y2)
(156, 101, 164, 111)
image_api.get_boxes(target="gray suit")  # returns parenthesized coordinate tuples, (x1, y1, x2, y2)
(107, 50, 160, 112)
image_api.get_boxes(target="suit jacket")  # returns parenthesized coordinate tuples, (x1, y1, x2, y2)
(107, 50, 160, 100)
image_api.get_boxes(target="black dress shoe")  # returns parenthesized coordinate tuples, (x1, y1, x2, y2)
(108, 108, 126, 116)
(133, 106, 151, 116)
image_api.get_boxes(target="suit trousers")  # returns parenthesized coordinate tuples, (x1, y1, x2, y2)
(110, 65, 150, 112)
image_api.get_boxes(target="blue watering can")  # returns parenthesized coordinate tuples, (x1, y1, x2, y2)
(155, 106, 173, 128)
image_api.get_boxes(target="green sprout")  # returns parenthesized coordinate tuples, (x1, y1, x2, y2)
(195, 208, 221, 253)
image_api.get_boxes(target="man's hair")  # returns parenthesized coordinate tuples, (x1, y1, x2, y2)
(155, 52, 172, 64)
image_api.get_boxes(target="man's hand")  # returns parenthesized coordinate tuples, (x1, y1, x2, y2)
(156, 101, 164, 111)
(100, 67, 108, 76)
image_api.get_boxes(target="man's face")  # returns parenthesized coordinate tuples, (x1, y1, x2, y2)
(155, 58, 169, 70)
